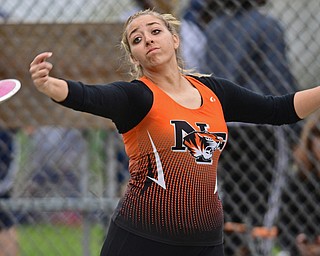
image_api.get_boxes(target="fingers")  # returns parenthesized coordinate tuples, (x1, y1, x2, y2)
(29, 52, 53, 91)
(30, 52, 52, 66)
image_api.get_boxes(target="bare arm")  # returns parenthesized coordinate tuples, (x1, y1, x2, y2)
(294, 86, 320, 119)
(29, 52, 68, 102)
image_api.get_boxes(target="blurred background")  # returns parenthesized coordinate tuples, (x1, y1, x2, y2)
(0, 0, 319, 255)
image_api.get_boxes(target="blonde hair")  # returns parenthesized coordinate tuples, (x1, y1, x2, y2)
(121, 9, 189, 79)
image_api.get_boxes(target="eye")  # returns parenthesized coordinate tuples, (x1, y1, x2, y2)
(152, 29, 161, 35)
(132, 36, 142, 44)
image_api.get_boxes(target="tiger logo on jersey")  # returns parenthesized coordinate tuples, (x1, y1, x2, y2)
(183, 131, 224, 164)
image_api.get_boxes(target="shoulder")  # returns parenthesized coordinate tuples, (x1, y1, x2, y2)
(114, 80, 153, 102)
(192, 75, 258, 104)
(250, 10, 284, 33)
(192, 75, 235, 92)
(96, 80, 153, 109)
(119, 79, 151, 92)
(110, 79, 151, 91)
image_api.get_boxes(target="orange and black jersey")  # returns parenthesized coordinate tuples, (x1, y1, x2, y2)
(60, 76, 300, 246)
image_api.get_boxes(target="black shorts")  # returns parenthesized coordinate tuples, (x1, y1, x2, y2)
(100, 221, 225, 256)
(0, 193, 14, 230)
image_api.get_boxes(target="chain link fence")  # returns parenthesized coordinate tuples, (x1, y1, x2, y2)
(0, 0, 319, 255)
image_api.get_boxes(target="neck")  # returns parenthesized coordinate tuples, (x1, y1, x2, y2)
(143, 67, 184, 91)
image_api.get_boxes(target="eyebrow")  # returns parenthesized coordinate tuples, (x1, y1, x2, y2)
(128, 21, 161, 39)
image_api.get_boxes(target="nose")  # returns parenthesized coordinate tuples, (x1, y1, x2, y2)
(145, 35, 154, 45)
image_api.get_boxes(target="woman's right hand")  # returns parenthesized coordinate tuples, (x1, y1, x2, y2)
(29, 52, 68, 102)
(29, 52, 53, 93)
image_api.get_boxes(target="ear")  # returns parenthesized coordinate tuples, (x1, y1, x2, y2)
(173, 34, 180, 50)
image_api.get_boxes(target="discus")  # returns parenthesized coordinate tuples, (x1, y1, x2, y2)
(0, 79, 21, 103)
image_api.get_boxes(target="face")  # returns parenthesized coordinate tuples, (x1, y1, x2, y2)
(126, 14, 179, 72)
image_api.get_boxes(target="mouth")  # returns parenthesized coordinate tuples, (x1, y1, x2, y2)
(147, 47, 159, 55)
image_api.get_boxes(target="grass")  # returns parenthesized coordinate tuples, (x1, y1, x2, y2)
(17, 223, 105, 256)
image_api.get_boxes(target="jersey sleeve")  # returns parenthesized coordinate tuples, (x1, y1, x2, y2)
(58, 80, 153, 133)
(198, 76, 301, 125)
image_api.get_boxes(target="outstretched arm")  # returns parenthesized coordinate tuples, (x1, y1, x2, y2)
(294, 86, 320, 119)
(29, 52, 68, 102)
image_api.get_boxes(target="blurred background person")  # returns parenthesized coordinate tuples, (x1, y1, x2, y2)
(180, 0, 209, 71)
(23, 126, 87, 225)
(278, 112, 320, 255)
(0, 128, 19, 256)
(26, 126, 85, 199)
(187, 0, 300, 254)
(202, 0, 298, 95)
(0, 10, 19, 256)
(121, 0, 178, 21)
